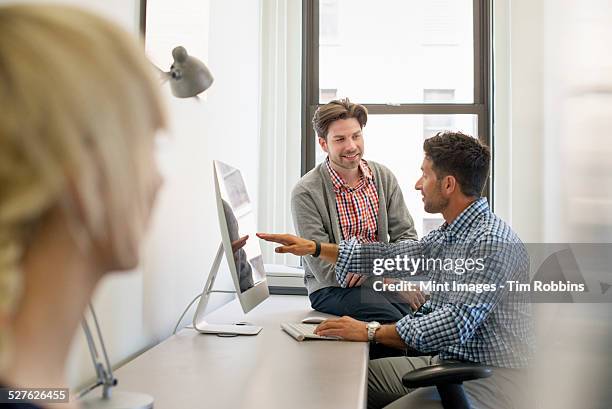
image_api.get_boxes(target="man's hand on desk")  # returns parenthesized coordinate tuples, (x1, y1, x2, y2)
(315, 317, 408, 350)
(314, 316, 368, 342)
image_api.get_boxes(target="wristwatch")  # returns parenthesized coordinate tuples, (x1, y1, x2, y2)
(367, 321, 381, 343)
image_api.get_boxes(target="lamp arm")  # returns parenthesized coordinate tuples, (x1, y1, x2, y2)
(149, 61, 170, 84)
(79, 303, 117, 399)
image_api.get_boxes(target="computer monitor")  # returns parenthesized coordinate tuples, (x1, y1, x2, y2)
(213, 160, 269, 312)
(191, 160, 269, 335)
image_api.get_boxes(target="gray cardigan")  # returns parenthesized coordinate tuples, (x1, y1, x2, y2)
(291, 160, 418, 295)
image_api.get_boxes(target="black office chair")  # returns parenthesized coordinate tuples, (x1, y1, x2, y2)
(402, 363, 492, 409)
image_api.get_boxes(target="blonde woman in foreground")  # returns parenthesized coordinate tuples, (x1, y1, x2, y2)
(0, 5, 165, 408)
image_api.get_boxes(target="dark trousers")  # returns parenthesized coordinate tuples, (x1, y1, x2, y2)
(309, 285, 413, 323)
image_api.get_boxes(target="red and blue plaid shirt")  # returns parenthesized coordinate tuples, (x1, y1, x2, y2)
(325, 158, 379, 244)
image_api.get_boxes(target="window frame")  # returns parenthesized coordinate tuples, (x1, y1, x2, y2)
(300, 0, 493, 205)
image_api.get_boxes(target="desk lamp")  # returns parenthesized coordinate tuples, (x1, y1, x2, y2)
(157, 46, 214, 98)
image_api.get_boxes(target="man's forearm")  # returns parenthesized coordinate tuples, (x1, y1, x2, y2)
(375, 324, 407, 350)
(319, 242, 339, 264)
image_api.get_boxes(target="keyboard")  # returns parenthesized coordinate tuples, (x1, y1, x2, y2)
(281, 323, 342, 341)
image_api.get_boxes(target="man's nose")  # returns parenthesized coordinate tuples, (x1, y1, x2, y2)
(415, 177, 423, 190)
(346, 138, 357, 151)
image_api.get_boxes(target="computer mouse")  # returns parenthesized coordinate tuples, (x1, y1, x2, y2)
(301, 316, 328, 324)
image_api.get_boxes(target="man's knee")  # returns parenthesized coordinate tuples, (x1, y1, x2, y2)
(368, 359, 406, 409)
(367, 356, 437, 409)
(368, 357, 426, 395)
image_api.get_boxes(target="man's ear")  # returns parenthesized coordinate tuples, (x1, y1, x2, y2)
(441, 175, 457, 196)
(318, 136, 329, 153)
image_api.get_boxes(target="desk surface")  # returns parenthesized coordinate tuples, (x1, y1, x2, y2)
(114, 295, 369, 409)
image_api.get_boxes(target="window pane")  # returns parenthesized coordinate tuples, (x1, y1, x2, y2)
(315, 114, 478, 237)
(423, 89, 456, 103)
(319, 0, 474, 104)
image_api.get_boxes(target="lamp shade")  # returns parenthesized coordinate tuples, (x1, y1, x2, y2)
(168, 46, 214, 98)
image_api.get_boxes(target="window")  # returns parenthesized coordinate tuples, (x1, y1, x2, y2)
(302, 0, 492, 236)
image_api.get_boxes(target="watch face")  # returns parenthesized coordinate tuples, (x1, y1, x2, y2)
(367, 321, 380, 342)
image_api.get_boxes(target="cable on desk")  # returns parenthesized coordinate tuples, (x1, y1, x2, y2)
(173, 292, 202, 335)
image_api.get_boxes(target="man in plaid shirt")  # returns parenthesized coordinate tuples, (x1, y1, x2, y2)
(259, 132, 534, 409)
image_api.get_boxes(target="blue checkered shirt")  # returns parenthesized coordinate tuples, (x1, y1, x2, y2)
(336, 198, 535, 368)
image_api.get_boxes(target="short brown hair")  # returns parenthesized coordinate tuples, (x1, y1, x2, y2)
(312, 98, 368, 139)
(423, 132, 490, 197)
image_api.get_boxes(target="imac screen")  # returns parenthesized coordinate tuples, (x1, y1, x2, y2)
(215, 161, 266, 293)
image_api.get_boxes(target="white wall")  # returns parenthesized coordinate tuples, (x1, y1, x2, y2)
(493, 0, 545, 242)
(541, 0, 612, 242)
(494, 0, 611, 243)
(0, 0, 261, 389)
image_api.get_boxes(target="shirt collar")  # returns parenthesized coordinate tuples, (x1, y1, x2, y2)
(441, 197, 489, 236)
(325, 157, 373, 192)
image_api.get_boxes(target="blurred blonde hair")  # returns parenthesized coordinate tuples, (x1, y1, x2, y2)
(0, 5, 166, 368)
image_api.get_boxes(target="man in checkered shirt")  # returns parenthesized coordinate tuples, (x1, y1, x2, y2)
(259, 132, 534, 409)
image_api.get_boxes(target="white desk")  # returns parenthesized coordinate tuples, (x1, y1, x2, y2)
(113, 295, 369, 409)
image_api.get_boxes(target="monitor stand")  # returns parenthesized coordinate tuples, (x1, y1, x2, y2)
(192, 243, 262, 336)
